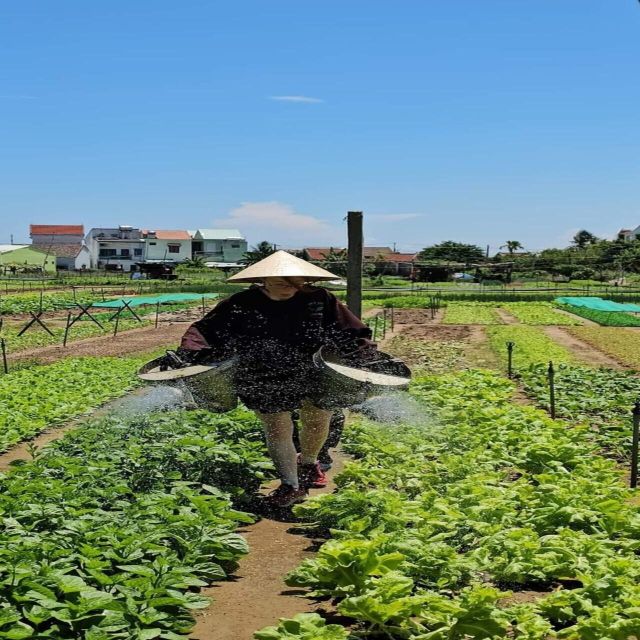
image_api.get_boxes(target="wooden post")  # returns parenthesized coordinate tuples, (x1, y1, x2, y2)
(201, 296, 206, 318)
(382, 308, 387, 338)
(372, 315, 378, 341)
(346, 211, 363, 319)
(113, 312, 120, 337)
(390, 305, 395, 332)
(0, 338, 7, 374)
(62, 312, 72, 347)
(506, 341, 515, 378)
(155, 301, 160, 328)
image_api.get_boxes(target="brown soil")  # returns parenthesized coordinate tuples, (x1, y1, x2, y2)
(392, 308, 443, 325)
(399, 324, 471, 341)
(494, 308, 519, 325)
(191, 451, 347, 640)
(542, 326, 623, 368)
(465, 326, 502, 370)
(8, 323, 187, 364)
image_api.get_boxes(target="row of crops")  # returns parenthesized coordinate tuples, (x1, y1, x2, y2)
(256, 369, 640, 638)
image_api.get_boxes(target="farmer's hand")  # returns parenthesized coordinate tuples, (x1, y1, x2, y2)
(158, 348, 198, 371)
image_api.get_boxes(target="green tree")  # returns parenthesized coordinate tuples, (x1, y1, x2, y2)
(572, 230, 599, 249)
(500, 240, 524, 255)
(319, 248, 348, 277)
(418, 241, 485, 263)
(243, 241, 276, 265)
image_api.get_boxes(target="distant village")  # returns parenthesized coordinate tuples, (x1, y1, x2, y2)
(0, 224, 418, 277)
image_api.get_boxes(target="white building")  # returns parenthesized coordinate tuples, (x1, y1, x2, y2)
(85, 226, 145, 272)
(141, 230, 192, 263)
(192, 229, 247, 264)
(618, 228, 640, 242)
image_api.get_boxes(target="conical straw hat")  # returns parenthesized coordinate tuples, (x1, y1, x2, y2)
(227, 250, 339, 282)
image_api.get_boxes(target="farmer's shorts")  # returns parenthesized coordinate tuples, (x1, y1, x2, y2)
(236, 371, 344, 414)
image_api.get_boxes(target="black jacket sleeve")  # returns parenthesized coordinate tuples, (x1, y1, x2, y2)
(180, 298, 236, 360)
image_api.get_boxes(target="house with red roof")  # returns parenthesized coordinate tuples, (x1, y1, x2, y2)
(30, 224, 90, 270)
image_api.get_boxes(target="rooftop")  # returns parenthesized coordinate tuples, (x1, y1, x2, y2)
(195, 228, 244, 240)
(30, 224, 84, 236)
(43, 243, 85, 258)
(0, 244, 29, 254)
(142, 229, 191, 240)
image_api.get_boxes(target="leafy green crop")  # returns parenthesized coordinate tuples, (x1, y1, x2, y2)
(386, 335, 468, 373)
(0, 356, 148, 451)
(487, 325, 578, 368)
(0, 407, 272, 639)
(520, 364, 640, 459)
(556, 303, 640, 327)
(499, 303, 582, 326)
(257, 370, 640, 638)
(443, 302, 502, 325)
(0, 291, 97, 314)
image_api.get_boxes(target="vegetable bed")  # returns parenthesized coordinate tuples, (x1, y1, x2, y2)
(442, 303, 502, 325)
(555, 304, 640, 327)
(0, 407, 271, 639)
(498, 303, 582, 326)
(567, 326, 640, 368)
(259, 371, 640, 638)
(486, 325, 578, 368)
(0, 356, 149, 451)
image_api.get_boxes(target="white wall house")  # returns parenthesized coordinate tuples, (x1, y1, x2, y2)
(192, 229, 247, 264)
(141, 230, 192, 262)
(618, 227, 640, 242)
(85, 226, 145, 272)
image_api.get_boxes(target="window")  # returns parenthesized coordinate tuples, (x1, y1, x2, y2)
(149, 242, 157, 246)
(231, 243, 240, 248)
(120, 249, 130, 257)
(168, 244, 180, 254)
(99, 248, 117, 257)
(134, 248, 143, 256)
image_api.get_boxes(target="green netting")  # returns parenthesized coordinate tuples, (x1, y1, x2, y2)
(556, 296, 640, 312)
(91, 293, 219, 308)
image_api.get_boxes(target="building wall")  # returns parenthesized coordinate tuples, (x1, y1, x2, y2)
(145, 238, 192, 262)
(32, 233, 84, 245)
(95, 240, 145, 272)
(0, 247, 56, 273)
(75, 246, 91, 270)
(198, 238, 246, 262)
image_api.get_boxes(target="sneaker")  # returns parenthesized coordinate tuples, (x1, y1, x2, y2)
(299, 462, 328, 489)
(264, 483, 308, 508)
(318, 450, 333, 472)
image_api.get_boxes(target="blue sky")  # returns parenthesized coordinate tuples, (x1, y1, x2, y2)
(1, 1, 639, 252)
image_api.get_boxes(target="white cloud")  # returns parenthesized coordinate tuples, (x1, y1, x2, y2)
(368, 213, 424, 222)
(269, 95, 324, 104)
(214, 201, 342, 246)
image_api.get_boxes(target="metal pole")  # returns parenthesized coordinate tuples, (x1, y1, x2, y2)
(631, 399, 640, 489)
(346, 211, 363, 318)
(0, 338, 7, 374)
(506, 341, 514, 378)
(155, 301, 160, 328)
(62, 312, 72, 347)
(548, 361, 556, 419)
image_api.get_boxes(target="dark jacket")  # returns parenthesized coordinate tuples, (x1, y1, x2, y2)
(180, 286, 373, 381)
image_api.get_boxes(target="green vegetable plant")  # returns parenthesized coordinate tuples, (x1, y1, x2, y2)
(499, 303, 582, 326)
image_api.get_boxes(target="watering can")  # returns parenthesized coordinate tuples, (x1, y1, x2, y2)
(137, 354, 239, 413)
(137, 347, 410, 413)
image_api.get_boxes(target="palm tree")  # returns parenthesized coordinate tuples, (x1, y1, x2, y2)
(242, 241, 276, 265)
(500, 240, 524, 255)
(572, 230, 599, 250)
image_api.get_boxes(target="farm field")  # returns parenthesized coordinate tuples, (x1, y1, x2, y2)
(3, 295, 640, 639)
(567, 326, 640, 368)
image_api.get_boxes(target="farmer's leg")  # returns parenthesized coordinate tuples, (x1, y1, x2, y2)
(298, 401, 332, 465)
(256, 411, 299, 488)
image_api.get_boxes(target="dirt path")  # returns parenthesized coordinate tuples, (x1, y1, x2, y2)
(542, 326, 623, 368)
(9, 322, 187, 364)
(494, 308, 519, 325)
(191, 452, 347, 640)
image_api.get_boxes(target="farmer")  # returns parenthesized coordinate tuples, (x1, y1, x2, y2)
(175, 251, 377, 508)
